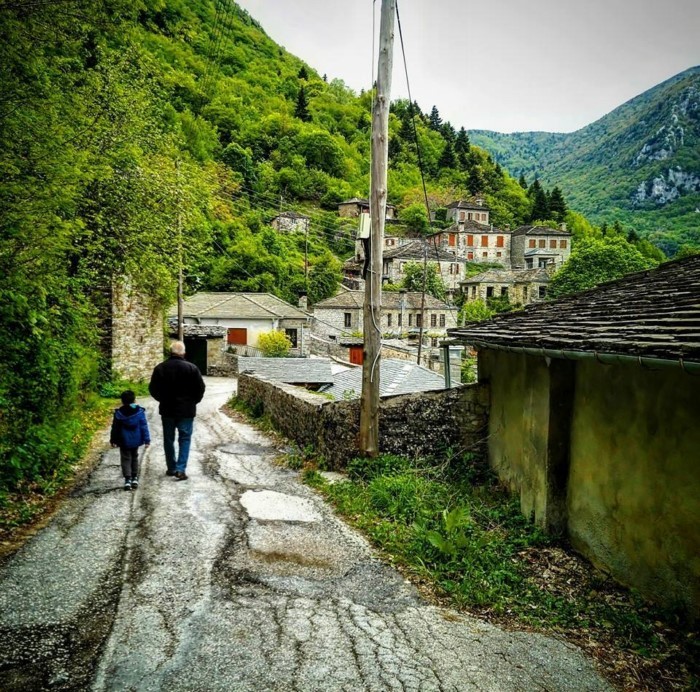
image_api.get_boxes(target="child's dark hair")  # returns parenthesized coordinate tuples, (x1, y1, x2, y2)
(120, 390, 136, 406)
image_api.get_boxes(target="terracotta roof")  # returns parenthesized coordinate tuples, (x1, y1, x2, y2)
(383, 240, 465, 263)
(168, 293, 310, 321)
(313, 290, 451, 311)
(460, 268, 551, 285)
(448, 256, 700, 363)
(512, 224, 571, 237)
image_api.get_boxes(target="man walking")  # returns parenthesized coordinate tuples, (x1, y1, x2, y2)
(149, 341, 206, 481)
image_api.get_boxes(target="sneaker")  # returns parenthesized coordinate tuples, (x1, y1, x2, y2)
(175, 471, 188, 481)
(131, 477, 139, 489)
(123, 478, 132, 491)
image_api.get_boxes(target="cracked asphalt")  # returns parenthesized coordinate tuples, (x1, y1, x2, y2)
(0, 377, 611, 691)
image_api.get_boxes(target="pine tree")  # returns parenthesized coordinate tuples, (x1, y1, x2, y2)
(438, 142, 455, 169)
(518, 173, 527, 189)
(294, 85, 311, 121)
(468, 166, 486, 195)
(548, 186, 567, 221)
(440, 121, 456, 142)
(298, 65, 309, 80)
(428, 105, 442, 131)
(528, 180, 549, 221)
(455, 127, 470, 156)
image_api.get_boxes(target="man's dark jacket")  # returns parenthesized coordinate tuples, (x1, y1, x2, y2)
(149, 355, 206, 418)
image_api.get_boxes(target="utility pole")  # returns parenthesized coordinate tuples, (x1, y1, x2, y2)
(176, 159, 184, 342)
(416, 241, 428, 364)
(360, 0, 395, 457)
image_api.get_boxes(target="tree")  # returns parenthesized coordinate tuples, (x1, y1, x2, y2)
(298, 66, 309, 80)
(460, 299, 493, 324)
(528, 180, 549, 222)
(548, 237, 658, 299)
(437, 142, 456, 169)
(548, 186, 567, 221)
(518, 173, 528, 189)
(455, 127, 470, 156)
(398, 203, 430, 233)
(308, 255, 341, 304)
(428, 105, 442, 131)
(401, 261, 446, 301)
(294, 86, 311, 121)
(257, 330, 292, 357)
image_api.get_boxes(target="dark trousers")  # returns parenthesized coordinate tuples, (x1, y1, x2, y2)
(120, 447, 140, 478)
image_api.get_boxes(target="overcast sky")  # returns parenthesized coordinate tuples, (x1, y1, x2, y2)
(235, 0, 699, 133)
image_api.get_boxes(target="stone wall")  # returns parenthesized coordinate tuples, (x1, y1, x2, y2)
(111, 281, 164, 382)
(237, 374, 489, 467)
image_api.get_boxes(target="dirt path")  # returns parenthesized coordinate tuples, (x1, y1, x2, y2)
(0, 377, 610, 691)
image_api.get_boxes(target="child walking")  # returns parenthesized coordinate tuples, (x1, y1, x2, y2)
(110, 390, 150, 491)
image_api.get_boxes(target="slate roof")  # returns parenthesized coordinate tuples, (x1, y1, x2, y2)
(339, 198, 396, 209)
(238, 358, 334, 385)
(273, 211, 309, 220)
(437, 221, 507, 235)
(168, 293, 309, 320)
(383, 240, 465, 263)
(448, 256, 700, 363)
(321, 359, 447, 399)
(512, 224, 571, 236)
(313, 290, 451, 311)
(446, 198, 490, 211)
(460, 268, 550, 285)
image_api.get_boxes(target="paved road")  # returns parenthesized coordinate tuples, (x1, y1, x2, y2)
(0, 377, 610, 691)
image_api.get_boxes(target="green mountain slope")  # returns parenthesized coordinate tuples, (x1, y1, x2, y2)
(470, 67, 700, 253)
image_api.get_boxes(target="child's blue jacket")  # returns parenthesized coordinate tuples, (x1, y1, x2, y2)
(110, 406, 150, 449)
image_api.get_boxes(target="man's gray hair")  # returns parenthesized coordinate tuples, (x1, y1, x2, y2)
(170, 340, 186, 356)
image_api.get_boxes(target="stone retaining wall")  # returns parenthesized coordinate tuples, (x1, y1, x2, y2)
(237, 374, 489, 468)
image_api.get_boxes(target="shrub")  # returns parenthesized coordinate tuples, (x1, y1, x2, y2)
(257, 330, 292, 357)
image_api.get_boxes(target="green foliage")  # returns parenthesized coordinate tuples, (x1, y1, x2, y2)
(548, 236, 658, 299)
(257, 330, 293, 357)
(460, 299, 494, 323)
(398, 203, 430, 233)
(308, 254, 341, 305)
(400, 261, 447, 301)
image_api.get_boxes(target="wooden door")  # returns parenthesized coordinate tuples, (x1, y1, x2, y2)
(227, 328, 247, 345)
(349, 346, 364, 365)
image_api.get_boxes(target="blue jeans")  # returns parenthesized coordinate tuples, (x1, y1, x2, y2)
(161, 417, 194, 473)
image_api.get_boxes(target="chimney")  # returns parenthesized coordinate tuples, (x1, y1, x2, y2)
(559, 222, 567, 232)
(299, 296, 308, 311)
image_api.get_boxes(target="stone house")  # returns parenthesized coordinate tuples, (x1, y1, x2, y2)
(460, 268, 552, 306)
(511, 224, 571, 269)
(338, 197, 397, 219)
(448, 255, 700, 616)
(311, 290, 457, 342)
(270, 211, 310, 234)
(169, 292, 311, 364)
(445, 197, 490, 225)
(430, 220, 511, 266)
(381, 240, 467, 293)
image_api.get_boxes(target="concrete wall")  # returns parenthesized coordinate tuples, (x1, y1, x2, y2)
(567, 360, 700, 615)
(237, 374, 489, 468)
(478, 348, 700, 616)
(111, 281, 164, 382)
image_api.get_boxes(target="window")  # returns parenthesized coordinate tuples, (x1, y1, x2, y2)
(526, 258, 534, 269)
(459, 211, 465, 221)
(550, 239, 557, 249)
(439, 314, 446, 327)
(528, 239, 536, 248)
(285, 329, 298, 348)
(538, 239, 546, 248)
(523, 286, 529, 301)
(431, 337, 438, 347)
(387, 313, 392, 327)
(496, 235, 504, 247)
(481, 235, 489, 247)
(386, 238, 395, 247)
(344, 312, 352, 328)
(560, 239, 568, 248)
(539, 286, 547, 298)
(486, 286, 494, 298)
(471, 286, 476, 298)
(449, 233, 456, 247)
(467, 235, 474, 247)
(482, 252, 488, 258)
(408, 314, 413, 326)
(496, 251, 502, 257)
(467, 251, 474, 260)
(500, 287, 508, 297)
(416, 313, 422, 328)
(468, 212, 473, 220)
(431, 314, 437, 327)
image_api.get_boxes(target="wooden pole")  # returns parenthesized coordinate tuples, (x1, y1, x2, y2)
(176, 159, 184, 342)
(360, 0, 395, 457)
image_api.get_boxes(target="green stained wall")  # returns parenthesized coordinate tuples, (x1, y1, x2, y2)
(568, 360, 700, 614)
(479, 349, 552, 523)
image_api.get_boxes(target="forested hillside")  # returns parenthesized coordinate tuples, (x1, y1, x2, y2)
(470, 67, 700, 255)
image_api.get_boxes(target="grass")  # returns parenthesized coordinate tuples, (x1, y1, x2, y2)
(297, 453, 698, 691)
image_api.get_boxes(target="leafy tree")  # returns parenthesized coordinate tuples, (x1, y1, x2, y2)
(257, 330, 292, 357)
(398, 203, 430, 233)
(308, 255, 341, 304)
(294, 85, 311, 121)
(460, 299, 493, 324)
(401, 261, 446, 301)
(548, 237, 658, 299)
